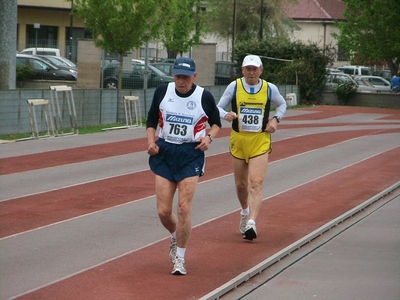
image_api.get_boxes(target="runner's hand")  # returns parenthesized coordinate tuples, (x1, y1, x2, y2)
(265, 118, 278, 133)
(195, 136, 210, 152)
(147, 142, 159, 156)
(224, 111, 237, 122)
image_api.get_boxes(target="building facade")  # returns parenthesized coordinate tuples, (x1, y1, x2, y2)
(17, 0, 88, 62)
(17, 0, 348, 65)
(284, 0, 348, 66)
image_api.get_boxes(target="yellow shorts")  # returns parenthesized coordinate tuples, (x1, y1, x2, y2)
(229, 130, 272, 163)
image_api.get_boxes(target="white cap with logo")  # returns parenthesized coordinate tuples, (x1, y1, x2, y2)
(242, 55, 263, 67)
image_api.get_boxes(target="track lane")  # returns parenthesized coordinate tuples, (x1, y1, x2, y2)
(2, 134, 400, 299)
(2, 105, 399, 175)
(2, 129, 399, 238)
(1, 106, 400, 300)
(12, 147, 400, 300)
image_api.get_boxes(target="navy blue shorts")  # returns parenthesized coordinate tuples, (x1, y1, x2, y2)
(149, 138, 205, 182)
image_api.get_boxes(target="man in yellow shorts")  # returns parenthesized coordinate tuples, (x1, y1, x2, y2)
(217, 54, 287, 240)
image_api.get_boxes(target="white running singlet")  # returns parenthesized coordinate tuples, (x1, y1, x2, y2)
(158, 83, 208, 144)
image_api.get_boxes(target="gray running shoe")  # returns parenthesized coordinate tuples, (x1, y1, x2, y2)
(171, 256, 187, 275)
(239, 214, 250, 234)
(169, 238, 177, 264)
(243, 223, 257, 240)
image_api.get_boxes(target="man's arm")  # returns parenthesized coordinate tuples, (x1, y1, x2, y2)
(269, 83, 287, 120)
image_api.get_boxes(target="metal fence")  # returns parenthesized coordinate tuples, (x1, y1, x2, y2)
(0, 84, 300, 136)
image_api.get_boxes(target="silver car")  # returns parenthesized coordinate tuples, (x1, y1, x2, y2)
(325, 73, 378, 93)
(353, 75, 392, 92)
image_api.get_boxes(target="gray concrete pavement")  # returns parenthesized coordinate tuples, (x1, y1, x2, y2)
(230, 191, 400, 300)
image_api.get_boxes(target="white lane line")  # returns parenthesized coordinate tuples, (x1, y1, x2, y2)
(0, 150, 232, 202)
(3, 129, 398, 202)
(7, 148, 400, 300)
(6, 232, 172, 300)
(3, 144, 399, 299)
(3, 143, 398, 242)
(194, 143, 400, 226)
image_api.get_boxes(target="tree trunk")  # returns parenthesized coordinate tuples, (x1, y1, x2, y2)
(0, 0, 17, 90)
(166, 49, 178, 59)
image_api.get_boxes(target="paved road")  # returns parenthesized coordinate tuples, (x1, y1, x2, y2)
(0, 106, 399, 300)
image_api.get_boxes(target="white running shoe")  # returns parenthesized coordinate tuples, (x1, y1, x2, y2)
(171, 256, 187, 275)
(243, 223, 257, 240)
(169, 238, 177, 264)
(239, 214, 250, 234)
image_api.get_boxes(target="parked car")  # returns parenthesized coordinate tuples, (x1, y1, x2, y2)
(353, 75, 392, 92)
(20, 47, 61, 57)
(16, 54, 77, 81)
(151, 62, 174, 76)
(325, 73, 356, 90)
(102, 61, 120, 79)
(325, 73, 377, 93)
(160, 58, 176, 64)
(372, 70, 392, 81)
(215, 61, 238, 85)
(337, 65, 372, 77)
(132, 59, 145, 64)
(103, 63, 173, 89)
(40, 55, 76, 68)
(38, 55, 77, 76)
(326, 68, 342, 74)
(102, 60, 144, 78)
(353, 77, 381, 93)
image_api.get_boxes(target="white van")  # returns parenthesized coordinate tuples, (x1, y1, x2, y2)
(20, 47, 61, 57)
(337, 65, 372, 77)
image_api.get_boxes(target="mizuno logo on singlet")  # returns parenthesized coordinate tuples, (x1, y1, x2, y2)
(166, 114, 193, 124)
(240, 107, 262, 114)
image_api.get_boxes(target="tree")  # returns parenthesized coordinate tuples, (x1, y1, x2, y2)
(206, 0, 297, 60)
(333, 0, 400, 75)
(161, 0, 206, 59)
(69, 0, 173, 88)
(234, 39, 336, 103)
(16, 64, 35, 88)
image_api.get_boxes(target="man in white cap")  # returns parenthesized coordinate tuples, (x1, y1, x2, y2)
(146, 57, 221, 274)
(217, 54, 287, 240)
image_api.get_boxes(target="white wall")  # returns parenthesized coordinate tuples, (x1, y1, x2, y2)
(290, 21, 350, 67)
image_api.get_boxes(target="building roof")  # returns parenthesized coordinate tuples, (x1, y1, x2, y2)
(284, 0, 346, 21)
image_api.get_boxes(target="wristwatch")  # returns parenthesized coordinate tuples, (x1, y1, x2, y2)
(207, 134, 214, 143)
(273, 116, 281, 123)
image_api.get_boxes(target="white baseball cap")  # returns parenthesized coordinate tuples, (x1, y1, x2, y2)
(242, 55, 263, 67)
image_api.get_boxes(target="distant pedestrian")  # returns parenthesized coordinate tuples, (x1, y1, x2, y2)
(390, 72, 400, 93)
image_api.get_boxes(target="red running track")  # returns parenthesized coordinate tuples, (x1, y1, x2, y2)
(2, 106, 400, 299)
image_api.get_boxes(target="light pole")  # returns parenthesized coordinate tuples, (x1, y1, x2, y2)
(231, 0, 237, 62)
(34, 23, 40, 53)
(259, 0, 264, 41)
(144, 40, 149, 90)
(143, 30, 151, 90)
(143, 31, 150, 111)
(69, 0, 74, 60)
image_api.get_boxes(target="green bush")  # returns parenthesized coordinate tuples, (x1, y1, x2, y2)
(16, 64, 35, 81)
(335, 81, 357, 105)
(234, 39, 336, 104)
